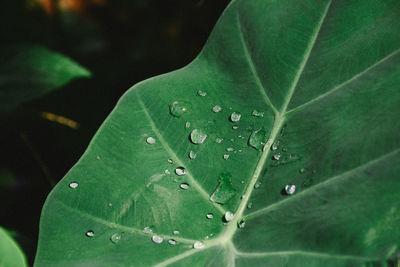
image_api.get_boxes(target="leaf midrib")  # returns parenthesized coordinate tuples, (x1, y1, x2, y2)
(155, 1, 333, 265)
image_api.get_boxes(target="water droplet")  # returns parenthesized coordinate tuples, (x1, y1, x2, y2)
(223, 154, 229, 160)
(232, 126, 238, 130)
(215, 138, 223, 144)
(271, 140, 280, 151)
(241, 195, 246, 199)
(272, 153, 281, 160)
(238, 220, 245, 229)
(86, 230, 94, 237)
(108, 203, 113, 207)
(299, 168, 306, 174)
(185, 121, 191, 129)
(143, 227, 153, 234)
(248, 128, 268, 150)
(169, 101, 192, 117)
(238, 149, 242, 153)
(96, 155, 101, 160)
(168, 159, 174, 164)
(168, 239, 177, 245)
(173, 230, 180, 235)
(212, 105, 222, 113)
(271, 154, 301, 167)
(164, 169, 171, 175)
(247, 202, 253, 209)
(152, 235, 163, 244)
(189, 151, 197, 159)
(254, 183, 261, 189)
(193, 241, 205, 249)
(226, 147, 234, 152)
(206, 213, 214, 219)
(230, 112, 241, 122)
(284, 184, 296, 195)
(251, 110, 264, 118)
(224, 211, 234, 222)
(180, 183, 190, 190)
(210, 172, 237, 204)
(146, 137, 156, 144)
(197, 90, 207, 97)
(110, 233, 122, 244)
(175, 167, 186, 176)
(69, 182, 78, 189)
(190, 129, 207, 144)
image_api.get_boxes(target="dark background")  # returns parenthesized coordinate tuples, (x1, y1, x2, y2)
(0, 0, 229, 264)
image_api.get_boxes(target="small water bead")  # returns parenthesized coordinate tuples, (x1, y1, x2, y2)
(271, 140, 280, 151)
(175, 167, 186, 176)
(238, 220, 246, 229)
(108, 203, 113, 207)
(143, 227, 153, 234)
(173, 230, 180, 235)
(215, 138, 223, 144)
(206, 213, 214, 219)
(152, 235, 164, 244)
(299, 168, 306, 174)
(247, 202, 253, 209)
(285, 184, 296, 195)
(271, 154, 301, 167)
(248, 128, 268, 151)
(232, 126, 238, 130)
(193, 241, 205, 250)
(169, 100, 192, 117)
(241, 195, 246, 199)
(197, 90, 207, 97)
(146, 137, 156, 144)
(189, 151, 197, 159)
(164, 169, 171, 175)
(168, 159, 174, 164)
(190, 129, 208, 144)
(224, 211, 234, 222)
(254, 183, 261, 189)
(168, 239, 177, 245)
(86, 230, 94, 237)
(212, 105, 222, 113)
(272, 153, 281, 160)
(251, 110, 264, 118)
(185, 121, 191, 129)
(110, 233, 122, 244)
(238, 149, 242, 153)
(210, 172, 237, 204)
(69, 182, 78, 189)
(226, 147, 234, 152)
(96, 155, 101, 160)
(223, 154, 230, 160)
(180, 183, 190, 190)
(230, 112, 241, 122)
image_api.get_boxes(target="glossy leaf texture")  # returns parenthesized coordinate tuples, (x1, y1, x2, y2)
(0, 45, 91, 114)
(0, 227, 27, 267)
(35, 0, 400, 266)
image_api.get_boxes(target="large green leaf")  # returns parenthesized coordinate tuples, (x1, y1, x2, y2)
(0, 227, 27, 267)
(0, 45, 91, 114)
(35, 0, 400, 266)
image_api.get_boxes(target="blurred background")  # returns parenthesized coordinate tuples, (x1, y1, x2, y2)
(0, 0, 229, 264)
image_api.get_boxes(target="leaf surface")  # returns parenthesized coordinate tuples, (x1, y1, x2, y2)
(0, 45, 91, 114)
(35, 0, 400, 266)
(0, 227, 27, 267)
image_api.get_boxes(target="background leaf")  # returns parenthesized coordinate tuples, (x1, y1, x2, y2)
(35, 0, 400, 266)
(0, 45, 91, 114)
(0, 227, 27, 267)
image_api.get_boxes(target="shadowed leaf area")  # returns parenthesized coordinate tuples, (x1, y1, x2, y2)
(35, 0, 400, 266)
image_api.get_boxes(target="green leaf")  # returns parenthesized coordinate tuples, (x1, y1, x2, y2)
(0, 227, 27, 267)
(36, 0, 400, 266)
(0, 45, 91, 114)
